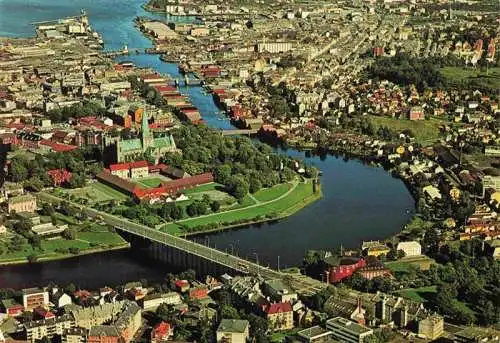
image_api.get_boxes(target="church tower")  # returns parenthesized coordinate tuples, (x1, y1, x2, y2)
(141, 110, 153, 151)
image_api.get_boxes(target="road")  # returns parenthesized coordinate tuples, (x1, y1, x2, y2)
(37, 191, 326, 296)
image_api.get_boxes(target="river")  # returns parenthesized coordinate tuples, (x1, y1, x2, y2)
(0, 0, 414, 289)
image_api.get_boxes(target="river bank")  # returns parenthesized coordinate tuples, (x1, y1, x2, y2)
(0, 242, 130, 266)
(182, 182, 323, 237)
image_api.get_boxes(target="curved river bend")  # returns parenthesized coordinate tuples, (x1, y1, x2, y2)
(0, 0, 414, 289)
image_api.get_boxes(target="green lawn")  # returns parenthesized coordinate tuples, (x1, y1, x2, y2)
(0, 221, 128, 264)
(396, 286, 437, 303)
(137, 177, 163, 189)
(386, 255, 435, 273)
(68, 182, 129, 204)
(183, 183, 223, 194)
(369, 115, 442, 145)
(162, 181, 318, 234)
(253, 183, 292, 202)
(441, 66, 500, 91)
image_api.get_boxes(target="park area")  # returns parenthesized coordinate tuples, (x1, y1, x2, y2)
(368, 115, 444, 145)
(64, 182, 129, 204)
(441, 66, 500, 91)
(162, 180, 320, 235)
(0, 218, 129, 265)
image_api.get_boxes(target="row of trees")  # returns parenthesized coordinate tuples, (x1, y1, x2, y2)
(46, 101, 107, 123)
(369, 52, 444, 91)
(110, 195, 222, 226)
(9, 149, 103, 190)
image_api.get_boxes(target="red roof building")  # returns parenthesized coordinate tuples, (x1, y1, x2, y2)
(34, 306, 56, 320)
(1, 300, 24, 317)
(327, 258, 367, 283)
(264, 302, 292, 315)
(151, 322, 173, 343)
(109, 163, 130, 172)
(39, 139, 77, 152)
(175, 280, 190, 293)
(188, 287, 208, 300)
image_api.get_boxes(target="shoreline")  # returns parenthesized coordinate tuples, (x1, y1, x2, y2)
(0, 242, 130, 266)
(182, 183, 323, 237)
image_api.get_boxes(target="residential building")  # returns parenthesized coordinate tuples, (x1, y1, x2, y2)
(264, 302, 294, 331)
(418, 314, 444, 340)
(63, 327, 87, 343)
(409, 106, 425, 120)
(88, 325, 120, 343)
(263, 280, 298, 303)
(151, 322, 173, 343)
(454, 326, 500, 343)
(396, 241, 422, 257)
(366, 244, 390, 257)
(8, 194, 37, 213)
(24, 314, 74, 342)
(297, 326, 333, 343)
(52, 292, 72, 308)
(1, 299, 24, 317)
(70, 302, 125, 329)
(189, 286, 209, 300)
(22, 288, 49, 311)
(216, 319, 250, 343)
(114, 301, 142, 343)
(141, 292, 182, 310)
(325, 317, 373, 343)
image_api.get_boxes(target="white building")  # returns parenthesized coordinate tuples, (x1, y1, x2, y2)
(326, 317, 373, 343)
(396, 241, 422, 257)
(216, 319, 249, 343)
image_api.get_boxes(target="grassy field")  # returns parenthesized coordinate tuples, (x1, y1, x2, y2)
(161, 181, 319, 234)
(396, 286, 437, 303)
(441, 66, 500, 91)
(183, 183, 222, 194)
(137, 177, 163, 188)
(386, 255, 435, 273)
(369, 115, 442, 145)
(68, 182, 129, 203)
(253, 183, 293, 202)
(0, 223, 128, 264)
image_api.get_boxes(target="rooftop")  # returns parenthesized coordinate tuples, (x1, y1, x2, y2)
(88, 325, 120, 337)
(326, 317, 373, 335)
(297, 326, 331, 339)
(217, 319, 249, 334)
(8, 194, 35, 204)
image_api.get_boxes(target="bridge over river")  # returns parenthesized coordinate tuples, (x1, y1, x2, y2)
(37, 192, 326, 296)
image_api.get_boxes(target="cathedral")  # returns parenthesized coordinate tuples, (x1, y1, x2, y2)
(104, 111, 177, 163)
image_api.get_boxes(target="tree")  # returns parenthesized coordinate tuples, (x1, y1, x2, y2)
(210, 201, 221, 212)
(220, 305, 240, 319)
(10, 235, 25, 251)
(27, 254, 38, 263)
(64, 283, 77, 294)
(63, 228, 77, 240)
(227, 176, 249, 200)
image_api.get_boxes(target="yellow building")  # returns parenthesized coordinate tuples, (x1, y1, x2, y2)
(8, 194, 37, 213)
(366, 245, 390, 257)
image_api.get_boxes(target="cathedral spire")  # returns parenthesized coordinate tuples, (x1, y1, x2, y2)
(141, 110, 150, 138)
